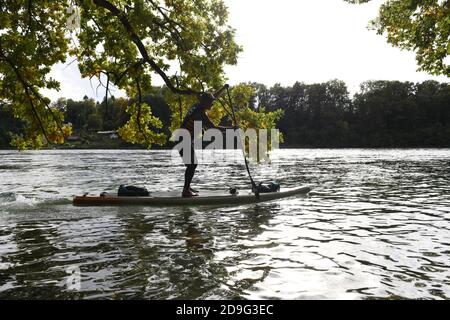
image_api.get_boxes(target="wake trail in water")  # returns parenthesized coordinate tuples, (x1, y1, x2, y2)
(0, 192, 72, 209)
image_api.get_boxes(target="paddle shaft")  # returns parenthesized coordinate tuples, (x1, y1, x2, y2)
(226, 87, 259, 197)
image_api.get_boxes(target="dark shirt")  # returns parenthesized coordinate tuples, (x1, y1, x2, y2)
(180, 103, 215, 139)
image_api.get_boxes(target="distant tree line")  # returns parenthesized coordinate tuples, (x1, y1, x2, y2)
(1, 80, 449, 148)
(255, 79, 450, 147)
(0, 93, 171, 148)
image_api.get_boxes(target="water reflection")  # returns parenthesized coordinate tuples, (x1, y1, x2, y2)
(0, 221, 69, 299)
(0, 149, 449, 299)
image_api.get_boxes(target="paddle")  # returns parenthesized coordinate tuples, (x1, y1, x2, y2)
(213, 84, 229, 100)
(225, 85, 260, 199)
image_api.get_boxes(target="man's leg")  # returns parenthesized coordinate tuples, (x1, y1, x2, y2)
(183, 163, 198, 194)
(181, 143, 199, 197)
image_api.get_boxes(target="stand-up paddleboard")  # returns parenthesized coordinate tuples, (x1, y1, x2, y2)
(73, 186, 311, 207)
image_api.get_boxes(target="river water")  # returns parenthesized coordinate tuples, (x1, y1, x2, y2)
(0, 149, 449, 299)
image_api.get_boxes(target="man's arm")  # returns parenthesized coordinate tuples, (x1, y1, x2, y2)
(201, 112, 216, 129)
(202, 113, 235, 131)
(216, 125, 237, 131)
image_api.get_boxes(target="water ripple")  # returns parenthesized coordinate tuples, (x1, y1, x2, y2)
(0, 149, 449, 299)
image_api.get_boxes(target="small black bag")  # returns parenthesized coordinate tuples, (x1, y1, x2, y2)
(118, 185, 150, 197)
(254, 181, 280, 193)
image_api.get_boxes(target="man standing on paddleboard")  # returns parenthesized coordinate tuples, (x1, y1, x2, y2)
(179, 85, 234, 197)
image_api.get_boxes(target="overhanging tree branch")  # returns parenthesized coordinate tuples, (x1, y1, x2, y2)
(147, 0, 187, 33)
(0, 44, 63, 141)
(115, 59, 145, 84)
(91, 0, 200, 95)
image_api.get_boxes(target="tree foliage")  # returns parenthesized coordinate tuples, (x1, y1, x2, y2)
(0, 0, 242, 149)
(220, 83, 284, 152)
(2, 80, 449, 149)
(0, 1, 73, 149)
(256, 79, 450, 147)
(345, 0, 450, 77)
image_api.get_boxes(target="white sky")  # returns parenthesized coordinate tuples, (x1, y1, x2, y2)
(42, 0, 448, 102)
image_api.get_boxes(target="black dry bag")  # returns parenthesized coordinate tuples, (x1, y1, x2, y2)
(253, 181, 280, 194)
(118, 185, 150, 197)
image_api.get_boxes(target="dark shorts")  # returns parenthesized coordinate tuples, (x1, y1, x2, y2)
(179, 142, 198, 166)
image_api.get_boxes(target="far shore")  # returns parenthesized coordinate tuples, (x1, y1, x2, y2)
(1, 144, 450, 151)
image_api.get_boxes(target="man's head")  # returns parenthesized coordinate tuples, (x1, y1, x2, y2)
(199, 92, 215, 109)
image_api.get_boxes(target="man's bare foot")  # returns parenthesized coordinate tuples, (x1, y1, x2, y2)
(182, 189, 198, 198)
